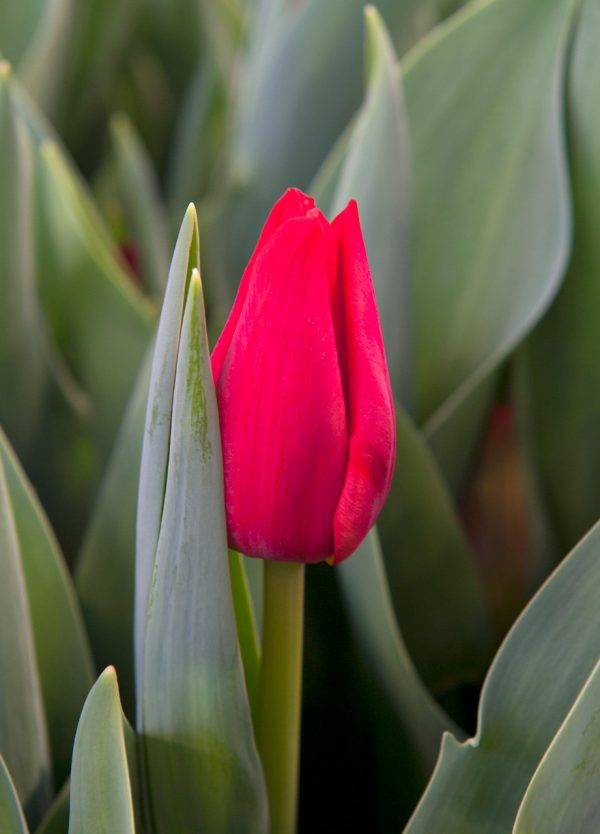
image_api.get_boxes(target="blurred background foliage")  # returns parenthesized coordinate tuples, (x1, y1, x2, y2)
(1, 0, 600, 831)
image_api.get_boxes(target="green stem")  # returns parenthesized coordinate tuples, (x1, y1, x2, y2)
(256, 561, 305, 834)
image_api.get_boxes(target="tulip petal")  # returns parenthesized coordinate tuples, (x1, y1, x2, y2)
(216, 212, 348, 561)
(331, 200, 396, 563)
(211, 187, 315, 379)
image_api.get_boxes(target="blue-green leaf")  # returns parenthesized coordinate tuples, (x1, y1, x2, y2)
(141, 269, 267, 833)
(0, 429, 95, 787)
(0, 757, 29, 834)
(404, 521, 600, 833)
(68, 668, 137, 834)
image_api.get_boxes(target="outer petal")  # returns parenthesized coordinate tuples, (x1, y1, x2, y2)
(211, 188, 315, 380)
(331, 200, 396, 563)
(216, 211, 348, 562)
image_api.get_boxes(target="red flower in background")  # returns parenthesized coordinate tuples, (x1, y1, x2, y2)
(212, 188, 396, 564)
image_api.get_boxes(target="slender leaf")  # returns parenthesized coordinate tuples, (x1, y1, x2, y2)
(141, 269, 267, 833)
(405, 520, 600, 833)
(76, 350, 152, 720)
(329, 7, 411, 406)
(35, 783, 68, 834)
(337, 529, 455, 773)
(135, 204, 199, 706)
(0, 429, 95, 786)
(0, 757, 29, 834)
(110, 114, 170, 296)
(0, 62, 46, 449)
(228, 550, 261, 715)
(68, 668, 137, 834)
(513, 659, 600, 834)
(403, 0, 576, 429)
(0, 456, 51, 825)
(378, 408, 490, 690)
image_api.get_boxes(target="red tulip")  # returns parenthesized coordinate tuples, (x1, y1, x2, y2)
(211, 188, 396, 564)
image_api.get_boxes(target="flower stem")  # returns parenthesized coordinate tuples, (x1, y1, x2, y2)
(256, 560, 305, 834)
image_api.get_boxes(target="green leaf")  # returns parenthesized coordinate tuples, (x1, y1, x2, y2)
(378, 408, 490, 690)
(68, 668, 137, 834)
(516, 0, 600, 551)
(0, 456, 51, 825)
(403, 0, 576, 429)
(0, 757, 29, 834)
(0, 62, 47, 449)
(0, 0, 71, 108)
(404, 520, 600, 833)
(329, 6, 411, 406)
(109, 113, 170, 296)
(336, 528, 455, 773)
(76, 351, 151, 720)
(228, 550, 261, 716)
(513, 659, 600, 834)
(135, 204, 199, 702)
(0, 429, 95, 787)
(35, 782, 68, 834)
(140, 269, 267, 833)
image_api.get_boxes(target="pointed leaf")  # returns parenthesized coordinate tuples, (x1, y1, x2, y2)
(135, 204, 199, 704)
(329, 7, 411, 406)
(0, 429, 95, 786)
(405, 521, 600, 834)
(68, 669, 137, 834)
(404, 0, 576, 428)
(141, 271, 268, 833)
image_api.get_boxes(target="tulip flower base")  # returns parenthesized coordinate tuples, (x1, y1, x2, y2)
(256, 561, 305, 834)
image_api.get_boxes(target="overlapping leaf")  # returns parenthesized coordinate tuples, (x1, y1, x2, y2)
(140, 260, 267, 832)
(403, 0, 576, 431)
(0, 430, 94, 786)
(517, 0, 600, 551)
(404, 521, 600, 833)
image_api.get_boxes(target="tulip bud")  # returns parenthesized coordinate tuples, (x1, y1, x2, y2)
(212, 188, 396, 564)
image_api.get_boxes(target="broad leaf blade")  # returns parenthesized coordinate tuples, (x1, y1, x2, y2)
(0, 429, 95, 787)
(513, 659, 600, 834)
(405, 521, 600, 833)
(68, 669, 136, 834)
(516, 0, 600, 551)
(141, 271, 268, 833)
(404, 0, 576, 428)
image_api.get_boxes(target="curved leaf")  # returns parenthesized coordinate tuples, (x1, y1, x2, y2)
(329, 6, 411, 405)
(337, 528, 455, 773)
(516, 0, 600, 550)
(378, 408, 490, 690)
(403, 0, 576, 428)
(141, 270, 268, 833)
(68, 669, 137, 834)
(513, 659, 600, 834)
(0, 757, 29, 834)
(405, 520, 600, 833)
(141, 271, 267, 834)
(0, 456, 51, 825)
(0, 429, 95, 786)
